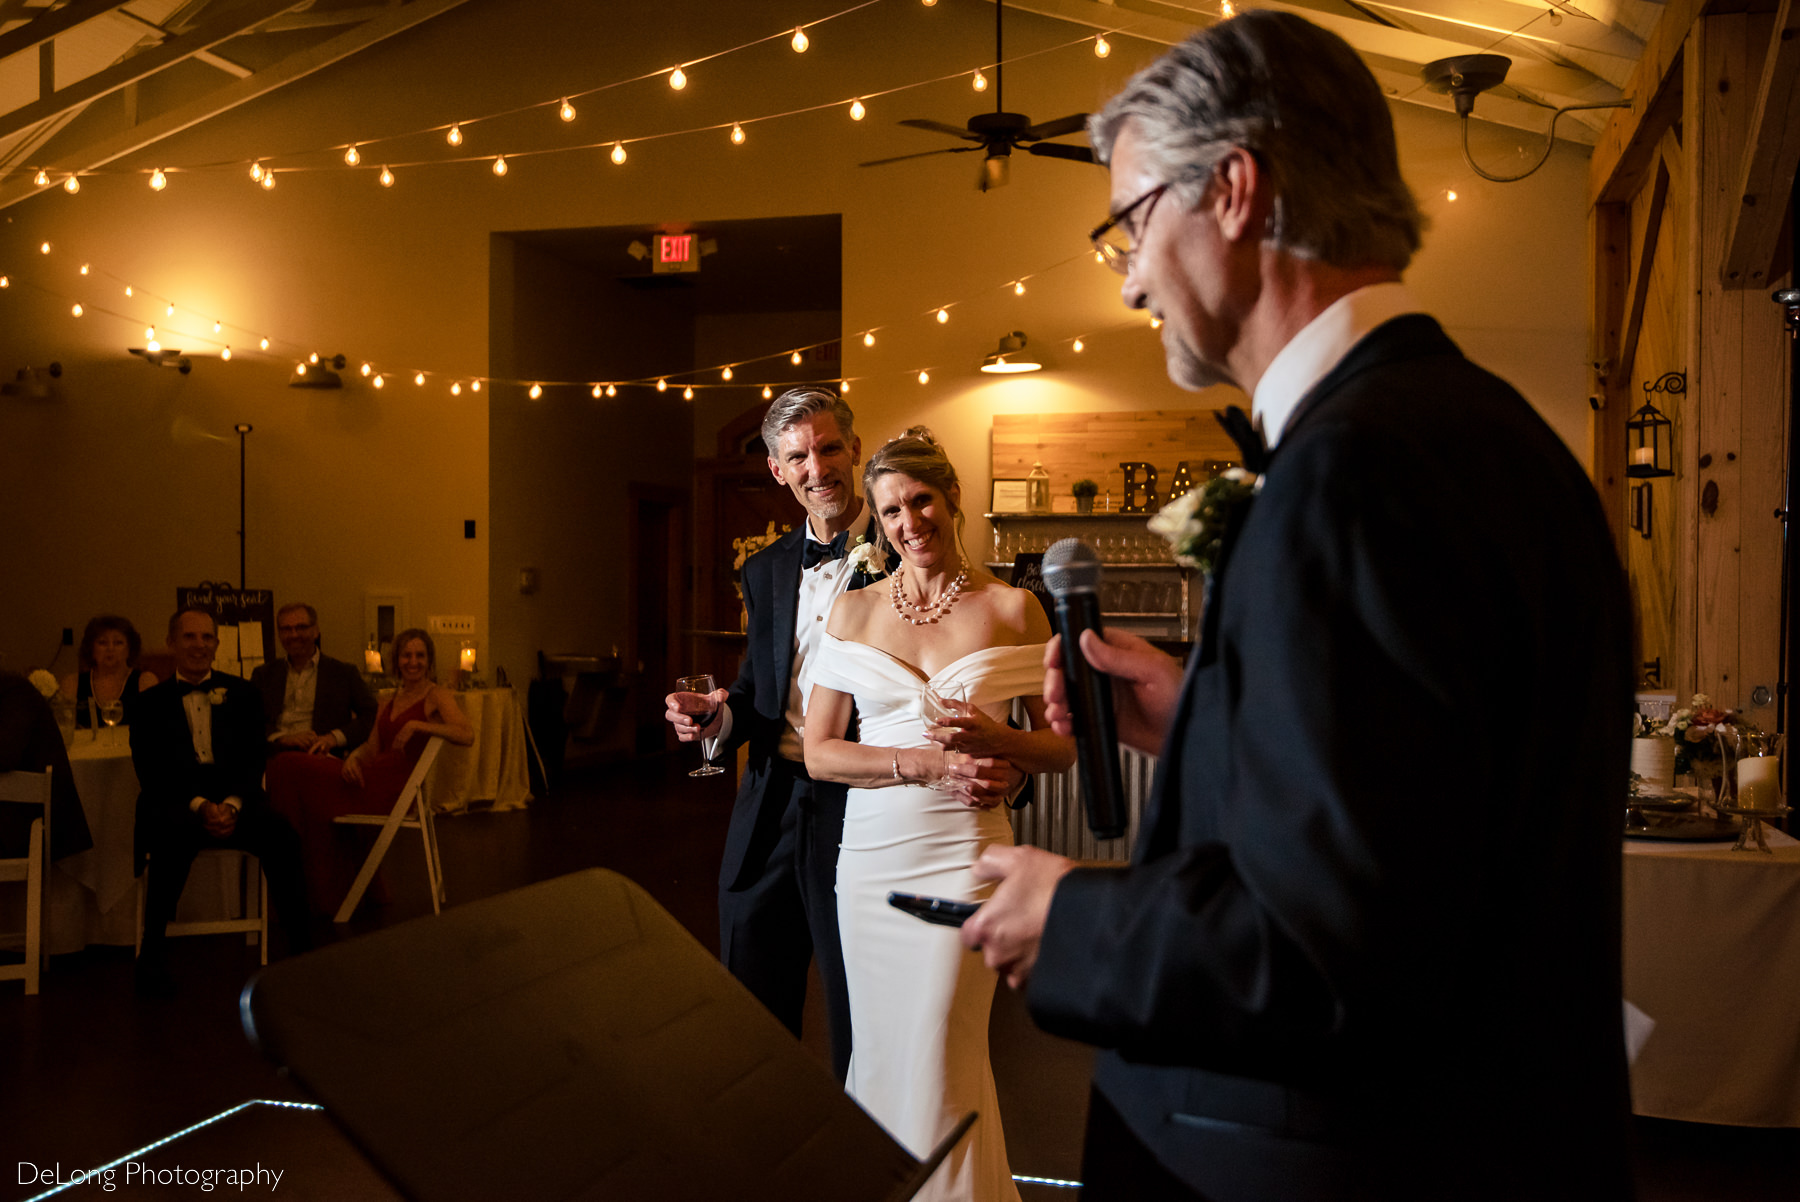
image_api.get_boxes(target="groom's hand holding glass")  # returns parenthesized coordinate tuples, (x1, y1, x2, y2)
(666, 685, 729, 742)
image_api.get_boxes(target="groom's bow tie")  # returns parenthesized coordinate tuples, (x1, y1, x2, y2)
(1217, 405, 1269, 475)
(802, 529, 851, 569)
(175, 678, 212, 696)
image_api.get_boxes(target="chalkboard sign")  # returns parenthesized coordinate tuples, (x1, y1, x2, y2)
(175, 581, 275, 678)
(1007, 554, 1054, 621)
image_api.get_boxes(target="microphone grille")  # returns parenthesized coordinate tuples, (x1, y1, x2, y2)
(1042, 538, 1102, 595)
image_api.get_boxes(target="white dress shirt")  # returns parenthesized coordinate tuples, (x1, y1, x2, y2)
(269, 658, 346, 746)
(1253, 282, 1420, 450)
(177, 673, 241, 813)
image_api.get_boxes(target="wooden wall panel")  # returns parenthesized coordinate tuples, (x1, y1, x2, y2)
(991, 410, 1239, 501)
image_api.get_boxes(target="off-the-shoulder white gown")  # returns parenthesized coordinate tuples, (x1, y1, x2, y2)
(811, 635, 1046, 1202)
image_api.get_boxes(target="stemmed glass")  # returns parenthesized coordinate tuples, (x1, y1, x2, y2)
(99, 700, 124, 747)
(921, 682, 968, 789)
(675, 674, 725, 777)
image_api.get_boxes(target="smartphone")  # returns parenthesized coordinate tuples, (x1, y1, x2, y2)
(887, 891, 980, 928)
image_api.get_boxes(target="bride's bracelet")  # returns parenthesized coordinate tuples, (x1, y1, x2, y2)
(891, 750, 901, 782)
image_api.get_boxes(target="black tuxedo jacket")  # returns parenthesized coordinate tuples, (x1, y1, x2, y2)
(130, 673, 270, 870)
(252, 653, 378, 751)
(1028, 317, 1634, 1199)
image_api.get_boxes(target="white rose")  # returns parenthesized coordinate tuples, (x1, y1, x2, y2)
(28, 669, 59, 698)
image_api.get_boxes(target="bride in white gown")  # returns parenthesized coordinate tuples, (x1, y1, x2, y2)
(804, 428, 1074, 1202)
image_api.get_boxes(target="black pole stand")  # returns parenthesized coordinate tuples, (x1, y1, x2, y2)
(1773, 163, 1799, 747)
(234, 423, 252, 588)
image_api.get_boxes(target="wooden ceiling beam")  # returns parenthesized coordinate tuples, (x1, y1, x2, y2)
(1589, 0, 1712, 207)
(0, 0, 474, 210)
(1718, 0, 1800, 288)
(0, 0, 130, 65)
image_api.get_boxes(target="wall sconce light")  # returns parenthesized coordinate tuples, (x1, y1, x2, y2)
(289, 353, 347, 389)
(129, 346, 192, 373)
(979, 330, 1043, 374)
(1627, 372, 1681, 478)
(2, 362, 63, 398)
(1419, 53, 1628, 183)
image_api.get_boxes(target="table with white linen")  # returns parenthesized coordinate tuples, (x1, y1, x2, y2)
(44, 733, 239, 953)
(1623, 826, 1800, 1126)
(377, 686, 534, 813)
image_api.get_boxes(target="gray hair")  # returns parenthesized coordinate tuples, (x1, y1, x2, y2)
(760, 387, 856, 458)
(276, 602, 318, 627)
(1089, 11, 1424, 272)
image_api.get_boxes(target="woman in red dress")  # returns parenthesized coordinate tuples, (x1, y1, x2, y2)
(271, 628, 473, 914)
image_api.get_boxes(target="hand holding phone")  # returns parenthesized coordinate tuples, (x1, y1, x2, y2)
(887, 891, 980, 928)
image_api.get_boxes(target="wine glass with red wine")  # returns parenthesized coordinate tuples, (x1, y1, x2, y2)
(676, 674, 725, 777)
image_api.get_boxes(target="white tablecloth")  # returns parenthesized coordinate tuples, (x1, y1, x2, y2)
(378, 686, 534, 813)
(1624, 826, 1800, 1126)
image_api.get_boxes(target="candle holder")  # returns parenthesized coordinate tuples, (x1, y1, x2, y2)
(1712, 802, 1792, 853)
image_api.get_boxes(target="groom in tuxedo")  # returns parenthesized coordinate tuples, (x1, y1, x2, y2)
(963, 13, 1633, 1201)
(132, 607, 311, 995)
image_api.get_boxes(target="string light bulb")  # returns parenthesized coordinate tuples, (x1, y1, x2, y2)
(1072, 337, 1085, 353)
(124, 286, 133, 296)
(71, 304, 83, 317)
(145, 326, 156, 341)
(722, 366, 734, 381)
(656, 378, 668, 392)
(64, 175, 80, 193)
(166, 303, 175, 317)
(344, 144, 360, 166)
(0, 277, 8, 288)
(605, 384, 616, 397)
(213, 320, 222, 333)
(669, 66, 687, 90)
(221, 346, 232, 361)
(917, 370, 929, 385)
(559, 99, 576, 122)
(471, 379, 481, 392)
(372, 374, 385, 389)
(260, 171, 276, 190)
(1221, 0, 1235, 15)
(414, 371, 425, 386)
(610, 142, 627, 165)
(296, 362, 307, 377)
(360, 362, 372, 376)
(260, 337, 270, 350)
(492, 155, 508, 176)
(849, 98, 866, 121)
(1150, 316, 1163, 329)
(592, 384, 603, 398)
(936, 308, 949, 323)
(250, 162, 264, 182)
(1014, 280, 1026, 295)
(40, 242, 49, 254)
(1446, 189, 1458, 202)
(791, 26, 809, 52)
(973, 70, 988, 92)
(839, 380, 849, 393)
(1095, 33, 1110, 57)
(683, 386, 695, 400)
(149, 168, 167, 191)
(790, 351, 803, 366)
(447, 124, 463, 146)
(762, 385, 773, 399)
(863, 331, 875, 347)
(451, 382, 462, 396)
(730, 123, 745, 144)
(79, 264, 89, 275)
(379, 166, 394, 187)
(34, 169, 48, 186)
(1095, 249, 1105, 264)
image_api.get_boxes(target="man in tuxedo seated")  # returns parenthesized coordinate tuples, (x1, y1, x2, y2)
(132, 607, 312, 995)
(963, 13, 1632, 1201)
(253, 602, 377, 757)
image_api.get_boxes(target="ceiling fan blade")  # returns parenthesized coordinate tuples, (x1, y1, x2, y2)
(899, 118, 981, 141)
(978, 154, 1011, 191)
(860, 146, 982, 168)
(1027, 142, 1097, 164)
(1021, 113, 1089, 141)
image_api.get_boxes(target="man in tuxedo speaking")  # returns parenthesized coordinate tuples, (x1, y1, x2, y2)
(254, 602, 377, 756)
(132, 607, 311, 995)
(962, 13, 1633, 1201)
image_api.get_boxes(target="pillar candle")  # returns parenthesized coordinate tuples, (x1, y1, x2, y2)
(1736, 756, 1781, 810)
(1632, 446, 1655, 466)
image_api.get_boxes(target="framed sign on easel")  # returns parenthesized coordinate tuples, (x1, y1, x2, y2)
(176, 581, 275, 678)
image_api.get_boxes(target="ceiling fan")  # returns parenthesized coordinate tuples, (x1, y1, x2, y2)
(860, 1, 1096, 191)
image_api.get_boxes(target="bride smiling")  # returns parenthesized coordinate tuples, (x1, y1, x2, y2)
(804, 427, 1074, 1202)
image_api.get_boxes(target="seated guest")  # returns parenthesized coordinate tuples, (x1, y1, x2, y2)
(0, 670, 95, 861)
(59, 615, 158, 727)
(131, 607, 311, 995)
(252, 603, 377, 756)
(269, 627, 472, 915)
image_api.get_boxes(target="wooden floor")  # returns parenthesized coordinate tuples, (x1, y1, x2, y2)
(2, 752, 1796, 1200)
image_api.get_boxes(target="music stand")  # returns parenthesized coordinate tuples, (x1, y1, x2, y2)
(242, 869, 972, 1201)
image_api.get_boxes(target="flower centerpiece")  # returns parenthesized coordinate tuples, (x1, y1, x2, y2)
(1661, 693, 1755, 802)
(28, 669, 58, 699)
(1147, 468, 1260, 575)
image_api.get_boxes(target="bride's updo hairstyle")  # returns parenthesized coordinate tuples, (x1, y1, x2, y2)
(864, 426, 968, 561)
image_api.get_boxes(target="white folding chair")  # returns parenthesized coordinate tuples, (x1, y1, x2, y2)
(0, 767, 53, 994)
(333, 737, 446, 924)
(135, 848, 270, 966)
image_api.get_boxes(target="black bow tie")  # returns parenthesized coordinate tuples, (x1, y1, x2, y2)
(1217, 405, 1269, 475)
(176, 678, 212, 696)
(802, 529, 851, 570)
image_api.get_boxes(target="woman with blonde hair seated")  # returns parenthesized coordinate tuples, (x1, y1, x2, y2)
(804, 428, 1074, 1202)
(268, 627, 472, 914)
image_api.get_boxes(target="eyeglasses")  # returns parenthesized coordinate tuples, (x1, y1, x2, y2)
(1089, 183, 1169, 275)
(277, 623, 316, 635)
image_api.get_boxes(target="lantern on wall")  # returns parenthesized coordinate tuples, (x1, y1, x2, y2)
(1626, 372, 1680, 479)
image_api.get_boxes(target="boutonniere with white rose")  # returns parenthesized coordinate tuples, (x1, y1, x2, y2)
(845, 535, 888, 580)
(28, 669, 59, 698)
(1148, 467, 1262, 575)
(208, 687, 229, 706)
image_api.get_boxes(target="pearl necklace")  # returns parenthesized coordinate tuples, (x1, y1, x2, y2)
(891, 567, 969, 626)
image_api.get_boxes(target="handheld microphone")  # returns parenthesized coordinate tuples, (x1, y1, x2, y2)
(1042, 539, 1127, 839)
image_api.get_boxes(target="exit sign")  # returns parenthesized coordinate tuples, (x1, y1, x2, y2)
(654, 234, 699, 274)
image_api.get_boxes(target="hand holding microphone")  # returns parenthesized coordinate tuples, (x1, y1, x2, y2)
(1042, 540, 1129, 838)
